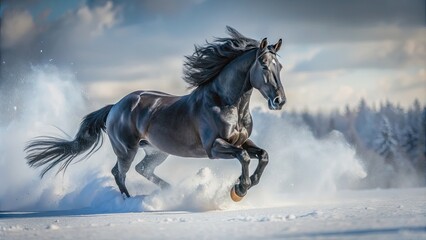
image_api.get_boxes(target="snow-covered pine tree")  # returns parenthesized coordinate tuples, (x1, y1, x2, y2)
(401, 100, 422, 165)
(374, 116, 398, 166)
(401, 125, 419, 162)
(355, 99, 376, 148)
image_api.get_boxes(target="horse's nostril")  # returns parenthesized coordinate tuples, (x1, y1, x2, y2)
(273, 97, 281, 105)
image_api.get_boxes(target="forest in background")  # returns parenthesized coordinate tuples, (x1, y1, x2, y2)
(256, 99, 426, 189)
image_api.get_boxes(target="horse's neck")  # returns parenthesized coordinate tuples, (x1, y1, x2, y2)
(211, 49, 256, 106)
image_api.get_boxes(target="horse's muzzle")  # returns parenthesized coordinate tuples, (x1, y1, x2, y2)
(268, 96, 286, 110)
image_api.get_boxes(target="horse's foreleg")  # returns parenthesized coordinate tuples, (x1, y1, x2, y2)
(210, 138, 251, 198)
(242, 139, 269, 188)
(135, 144, 170, 189)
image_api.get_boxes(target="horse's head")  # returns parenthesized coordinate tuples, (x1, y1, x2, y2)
(249, 38, 286, 110)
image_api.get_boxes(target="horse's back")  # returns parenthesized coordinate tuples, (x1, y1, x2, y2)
(106, 90, 178, 135)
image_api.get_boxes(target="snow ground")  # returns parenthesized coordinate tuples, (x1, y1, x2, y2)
(1, 188, 425, 240)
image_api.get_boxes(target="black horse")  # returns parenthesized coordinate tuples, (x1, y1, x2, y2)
(25, 26, 286, 201)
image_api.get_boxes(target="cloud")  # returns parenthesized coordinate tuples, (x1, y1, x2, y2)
(282, 68, 426, 112)
(0, 1, 119, 81)
(292, 34, 426, 72)
(1, 9, 35, 48)
(238, 0, 425, 28)
(377, 69, 426, 102)
(73, 1, 117, 37)
(175, 0, 425, 45)
(131, 0, 205, 15)
(87, 0, 205, 25)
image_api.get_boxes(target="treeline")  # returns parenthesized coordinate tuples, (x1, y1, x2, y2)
(287, 99, 426, 188)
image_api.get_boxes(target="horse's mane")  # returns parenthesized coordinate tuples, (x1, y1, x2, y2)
(183, 26, 259, 88)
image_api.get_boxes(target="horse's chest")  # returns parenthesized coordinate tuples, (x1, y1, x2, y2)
(228, 127, 249, 146)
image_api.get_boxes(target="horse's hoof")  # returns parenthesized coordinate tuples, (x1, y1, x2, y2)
(230, 186, 244, 202)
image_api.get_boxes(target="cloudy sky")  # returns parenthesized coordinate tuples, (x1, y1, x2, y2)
(1, 0, 425, 112)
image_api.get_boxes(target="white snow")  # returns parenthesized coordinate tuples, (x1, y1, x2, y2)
(1, 188, 425, 240)
(45, 224, 60, 230)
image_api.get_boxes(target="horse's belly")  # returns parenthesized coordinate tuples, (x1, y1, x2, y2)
(146, 125, 207, 158)
(134, 93, 207, 158)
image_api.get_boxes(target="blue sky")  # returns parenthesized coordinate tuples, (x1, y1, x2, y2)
(1, 0, 425, 111)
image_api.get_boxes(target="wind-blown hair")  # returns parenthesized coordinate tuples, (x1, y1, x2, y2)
(183, 26, 259, 87)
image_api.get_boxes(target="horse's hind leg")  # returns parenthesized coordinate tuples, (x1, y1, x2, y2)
(111, 147, 137, 198)
(135, 141, 170, 189)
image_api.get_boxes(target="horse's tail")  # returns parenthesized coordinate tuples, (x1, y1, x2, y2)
(25, 104, 114, 177)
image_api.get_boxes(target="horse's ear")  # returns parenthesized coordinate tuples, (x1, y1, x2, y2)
(273, 38, 282, 52)
(259, 38, 268, 50)
(257, 38, 268, 57)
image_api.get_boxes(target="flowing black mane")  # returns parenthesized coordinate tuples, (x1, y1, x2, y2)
(183, 26, 259, 87)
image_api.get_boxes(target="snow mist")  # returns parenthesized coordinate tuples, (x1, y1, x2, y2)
(0, 66, 367, 212)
